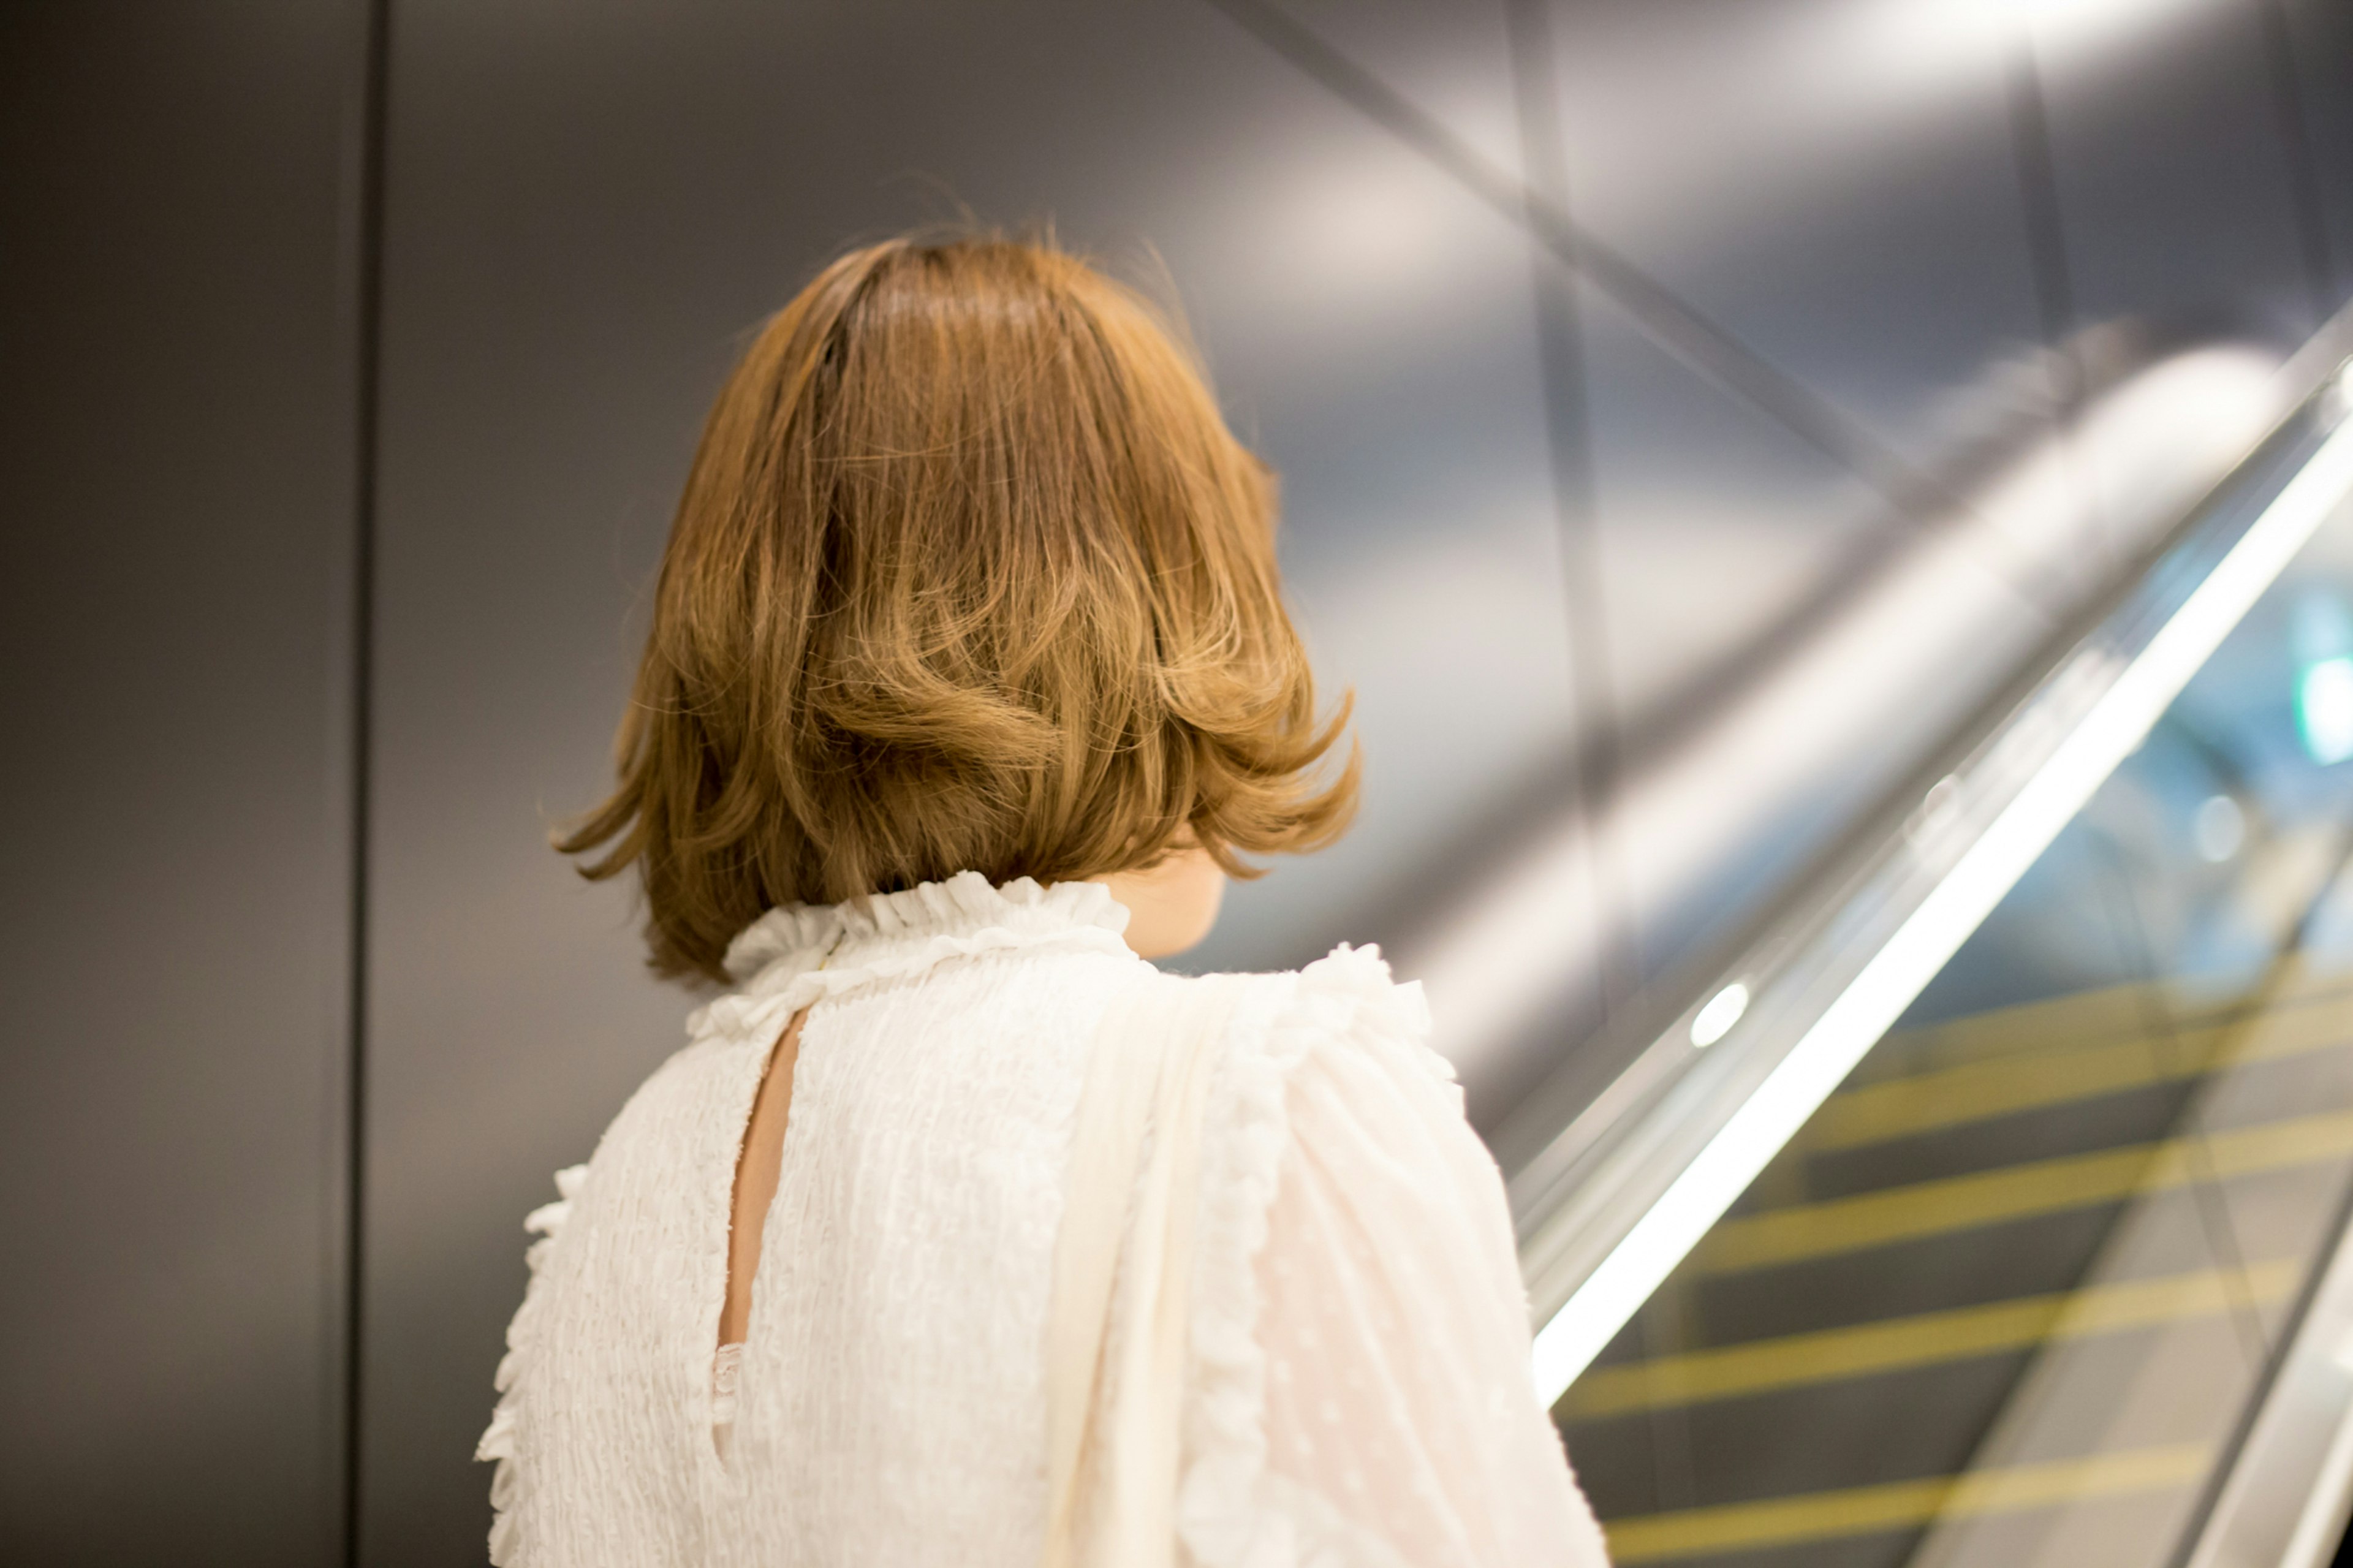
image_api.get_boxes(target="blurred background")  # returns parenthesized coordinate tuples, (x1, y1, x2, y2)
(4, 1, 2351, 1563)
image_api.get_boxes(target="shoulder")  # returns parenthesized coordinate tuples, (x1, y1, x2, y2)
(1186, 943, 1468, 1191)
(591, 1029, 740, 1157)
(1264, 948, 1484, 1179)
(1267, 944, 1450, 1082)
(1176, 947, 1501, 1562)
(1132, 942, 1460, 1121)
(1195, 943, 1459, 1118)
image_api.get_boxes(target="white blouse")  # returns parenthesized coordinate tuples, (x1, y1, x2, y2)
(478, 873, 1609, 1567)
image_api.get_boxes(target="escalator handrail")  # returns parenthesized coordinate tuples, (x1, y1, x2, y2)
(1516, 311, 2353, 1408)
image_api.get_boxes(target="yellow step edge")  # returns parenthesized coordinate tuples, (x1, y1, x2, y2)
(1697, 1109, 2353, 1275)
(1560, 1259, 2300, 1420)
(1604, 1443, 2211, 1563)
(1852, 962, 2353, 1086)
(1806, 998, 2353, 1154)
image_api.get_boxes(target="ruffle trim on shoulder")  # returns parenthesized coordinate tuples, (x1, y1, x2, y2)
(1292, 944, 1446, 1081)
(695, 873, 1135, 1048)
(1175, 944, 1438, 1568)
(477, 1162, 589, 1568)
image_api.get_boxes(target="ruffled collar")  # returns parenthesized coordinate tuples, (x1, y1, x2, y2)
(691, 872, 1135, 1047)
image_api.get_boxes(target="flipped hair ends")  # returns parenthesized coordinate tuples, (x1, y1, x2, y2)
(559, 233, 1357, 982)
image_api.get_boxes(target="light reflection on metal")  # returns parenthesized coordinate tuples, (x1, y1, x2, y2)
(1890, 0, 2210, 59)
(1399, 344, 2281, 1091)
(1907, 775, 1965, 849)
(1527, 398, 2353, 1406)
(2194, 794, 2246, 862)
(2300, 659, 2353, 765)
(1688, 983, 1749, 1048)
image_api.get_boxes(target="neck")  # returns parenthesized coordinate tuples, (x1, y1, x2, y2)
(1094, 847, 1225, 958)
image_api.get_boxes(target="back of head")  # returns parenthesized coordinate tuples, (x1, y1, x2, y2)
(564, 235, 1356, 982)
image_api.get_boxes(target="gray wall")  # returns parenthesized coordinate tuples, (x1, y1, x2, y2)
(0, 4, 371, 1564)
(4, 1, 2350, 1563)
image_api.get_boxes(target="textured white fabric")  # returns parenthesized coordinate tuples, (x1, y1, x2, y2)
(478, 871, 1608, 1567)
(709, 1343, 742, 1462)
(1046, 969, 1251, 1568)
(1250, 952, 1610, 1567)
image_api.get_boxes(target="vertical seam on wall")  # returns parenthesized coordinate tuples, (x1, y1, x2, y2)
(2001, 27, 2108, 568)
(344, 0, 391, 1562)
(1503, 0, 1637, 1021)
(1197, 0, 1656, 1020)
(2253, 0, 2341, 323)
(2003, 37, 2079, 372)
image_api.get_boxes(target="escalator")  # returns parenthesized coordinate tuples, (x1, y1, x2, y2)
(1511, 328, 2353, 1567)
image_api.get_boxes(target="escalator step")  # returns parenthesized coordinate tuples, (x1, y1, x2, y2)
(1805, 993, 2351, 1154)
(1599, 1444, 2209, 1564)
(1559, 1259, 2298, 1419)
(1697, 1108, 2353, 1274)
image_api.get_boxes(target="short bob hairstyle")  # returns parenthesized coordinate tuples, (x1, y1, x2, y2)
(561, 235, 1357, 982)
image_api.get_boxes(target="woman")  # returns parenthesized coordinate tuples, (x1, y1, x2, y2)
(479, 235, 1610, 1567)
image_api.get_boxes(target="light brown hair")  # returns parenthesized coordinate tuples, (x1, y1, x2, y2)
(560, 235, 1357, 981)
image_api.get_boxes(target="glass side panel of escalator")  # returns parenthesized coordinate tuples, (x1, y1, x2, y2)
(1555, 480, 2353, 1565)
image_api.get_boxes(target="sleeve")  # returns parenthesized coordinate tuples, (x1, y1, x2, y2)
(476, 1162, 589, 1567)
(1247, 950, 1612, 1567)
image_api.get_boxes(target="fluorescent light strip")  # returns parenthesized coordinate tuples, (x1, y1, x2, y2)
(1531, 411, 2353, 1407)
